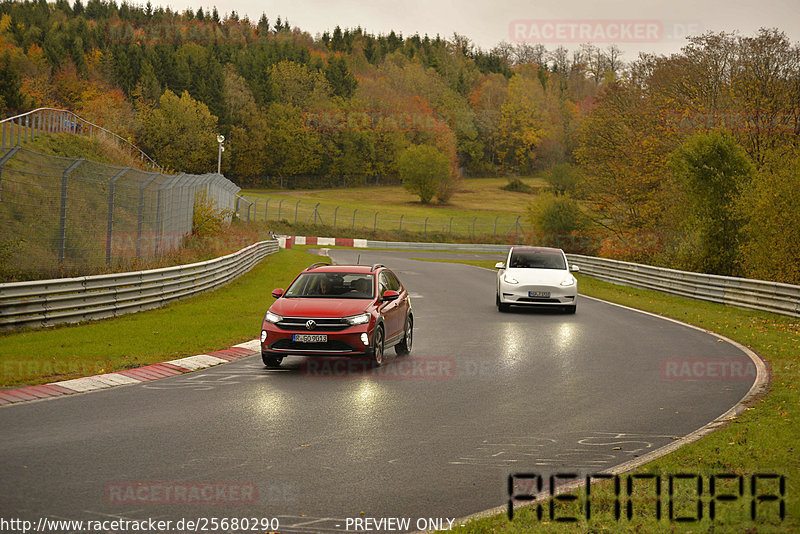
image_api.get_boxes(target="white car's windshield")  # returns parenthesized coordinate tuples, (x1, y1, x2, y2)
(285, 273, 375, 298)
(509, 251, 566, 270)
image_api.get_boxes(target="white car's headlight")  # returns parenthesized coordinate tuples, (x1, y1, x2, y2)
(503, 274, 519, 284)
(346, 313, 370, 325)
(560, 277, 577, 287)
(265, 311, 282, 323)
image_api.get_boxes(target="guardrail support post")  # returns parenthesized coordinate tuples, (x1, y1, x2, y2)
(58, 159, 85, 266)
(106, 168, 130, 265)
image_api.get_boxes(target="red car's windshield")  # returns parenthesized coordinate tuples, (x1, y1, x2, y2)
(284, 272, 375, 299)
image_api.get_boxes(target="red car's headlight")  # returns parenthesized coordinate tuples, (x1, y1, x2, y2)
(345, 313, 370, 325)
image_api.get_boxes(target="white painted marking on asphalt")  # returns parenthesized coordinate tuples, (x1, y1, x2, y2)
(165, 355, 228, 370)
(91, 373, 140, 386)
(233, 339, 260, 351)
(55, 377, 112, 392)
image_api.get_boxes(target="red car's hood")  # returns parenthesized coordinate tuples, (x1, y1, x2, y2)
(270, 298, 371, 318)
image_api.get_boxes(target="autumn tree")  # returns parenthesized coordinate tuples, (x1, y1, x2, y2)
(140, 89, 218, 173)
(496, 69, 550, 173)
(737, 150, 800, 283)
(669, 132, 754, 275)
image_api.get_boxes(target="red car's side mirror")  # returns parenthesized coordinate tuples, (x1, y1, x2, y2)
(381, 290, 400, 302)
(272, 288, 284, 298)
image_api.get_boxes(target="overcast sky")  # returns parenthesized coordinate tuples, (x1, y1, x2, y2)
(165, 0, 798, 57)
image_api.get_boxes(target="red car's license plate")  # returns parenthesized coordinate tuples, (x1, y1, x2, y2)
(293, 334, 328, 343)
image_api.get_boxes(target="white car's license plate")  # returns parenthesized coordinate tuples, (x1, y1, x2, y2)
(529, 291, 550, 298)
(293, 334, 328, 343)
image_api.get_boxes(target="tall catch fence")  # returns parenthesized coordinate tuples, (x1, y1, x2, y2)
(0, 147, 240, 279)
(237, 196, 527, 239)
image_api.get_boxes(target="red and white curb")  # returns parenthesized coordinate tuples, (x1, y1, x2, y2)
(0, 340, 261, 406)
(277, 236, 367, 249)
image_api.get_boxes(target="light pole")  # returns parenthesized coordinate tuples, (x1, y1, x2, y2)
(216, 134, 225, 174)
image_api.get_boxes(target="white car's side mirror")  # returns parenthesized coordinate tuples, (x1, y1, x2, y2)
(570, 265, 580, 272)
(495, 262, 505, 269)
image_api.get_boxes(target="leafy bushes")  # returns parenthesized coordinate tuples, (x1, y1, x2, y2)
(396, 144, 455, 204)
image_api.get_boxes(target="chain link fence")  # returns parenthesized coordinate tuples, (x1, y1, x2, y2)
(0, 147, 240, 279)
(237, 196, 527, 239)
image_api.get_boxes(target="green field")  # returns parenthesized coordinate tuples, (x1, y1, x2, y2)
(244, 177, 548, 237)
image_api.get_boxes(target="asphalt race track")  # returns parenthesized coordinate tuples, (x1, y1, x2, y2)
(0, 249, 757, 532)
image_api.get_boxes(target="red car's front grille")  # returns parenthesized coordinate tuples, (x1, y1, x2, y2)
(275, 317, 351, 332)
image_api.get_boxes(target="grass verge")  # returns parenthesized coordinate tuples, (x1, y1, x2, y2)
(414, 257, 798, 533)
(0, 248, 327, 387)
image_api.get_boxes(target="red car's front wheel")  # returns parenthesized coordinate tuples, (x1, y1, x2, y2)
(371, 326, 384, 366)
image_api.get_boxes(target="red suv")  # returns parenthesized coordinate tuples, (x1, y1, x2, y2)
(260, 263, 413, 368)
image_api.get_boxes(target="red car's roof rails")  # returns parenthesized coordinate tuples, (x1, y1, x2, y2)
(370, 263, 385, 271)
(305, 262, 330, 271)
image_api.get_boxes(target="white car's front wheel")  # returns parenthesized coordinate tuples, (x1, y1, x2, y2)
(496, 291, 510, 312)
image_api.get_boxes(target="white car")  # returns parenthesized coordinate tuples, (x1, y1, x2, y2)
(495, 246, 579, 313)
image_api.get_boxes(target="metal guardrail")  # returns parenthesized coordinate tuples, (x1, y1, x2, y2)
(354, 240, 800, 318)
(1, 107, 162, 172)
(565, 254, 800, 318)
(0, 239, 279, 330)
